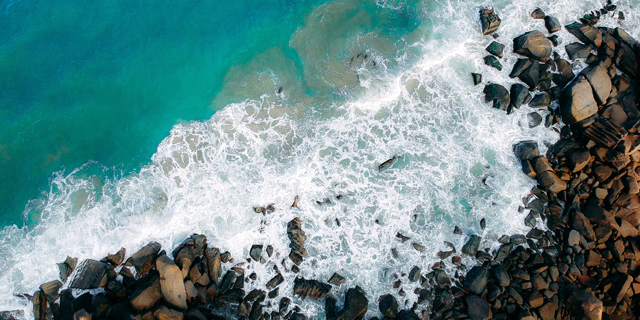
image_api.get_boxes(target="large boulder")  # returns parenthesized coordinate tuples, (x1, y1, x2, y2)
(544, 16, 561, 33)
(156, 255, 188, 310)
(582, 64, 612, 105)
(479, 8, 501, 35)
(68, 259, 111, 289)
(566, 22, 602, 47)
(560, 75, 598, 124)
(379, 294, 398, 318)
(464, 266, 489, 294)
(125, 241, 162, 276)
(510, 84, 531, 109)
(130, 274, 163, 311)
(483, 84, 510, 111)
(172, 234, 206, 279)
(513, 31, 552, 62)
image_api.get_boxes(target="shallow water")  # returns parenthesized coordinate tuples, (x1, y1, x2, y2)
(1, 0, 639, 318)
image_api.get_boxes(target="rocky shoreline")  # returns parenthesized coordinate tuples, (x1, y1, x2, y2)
(4, 2, 640, 320)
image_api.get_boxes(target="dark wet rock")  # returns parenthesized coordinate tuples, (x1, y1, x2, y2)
(266, 274, 284, 290)
(531, 8, 545, 19)
(172, 234, 206, 278)
(412, 242, 425, 252)
(548, 35, 559, 46)
(205, 248, 222, 285)
(566, 42, 592, 60)
(396, 232, 410, 242)
(495, 243, 513, 263)
(513, 141, 539, 160)
(105, 247, 126, 266)
(479, 218, 486, 230)
(156, 255, 187, 310)
(612, 274, 633, 303)
(328, 273, 346, 286)
(125, 241, 162, 276)
(249, 302, 264, 320)
(130, 273, 162, 311)
(40, 280, 63, 303)
(154, 305, 183, 320)
(464, 266, 488, 295)
(529, 93, 551, 108)
(510, 58, 532, 78)
(217, 288, 244, 304)
(33, 290, 46, 320)
(472, 73, 482, 85)
(68, 259, 110, 289)
(483, 84, 510, 111)
(408, 266, 420, 282)
(560, 75, 597, 124)
(454, 226, 462, 235)
(245, 289, 266, 303)
(513, 31, 552, 61)
(486, 41, 505, 58)
(480, 8, 501, 35)
(544, 16, 561, 33)
(269, 287, 279, 299)
(287, 218, 308, 265)
(519, 62, 540, 90)
(105, 279, 128, 298)
(379, 294, 398, 318)
(328, 286, 368, 320)
(566, 22, 602, 47)
(510, 84, 530, 110)
(567, 290, 603, 320)
(462, 235, 481, 256)
(218, 270, 237, 295)
(492, 266, 510, 287)
(435, 269, 451, 287)
(484, 55, 502, 70)
(466, 294, 492, 320)
(293, 277, 331, 299)
(279, 297, 291, 314)
(250, 245, 263, 261)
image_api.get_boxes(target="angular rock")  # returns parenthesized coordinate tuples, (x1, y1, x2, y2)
(250, 245, 263, 261)
(130, 274, 162, 311)
(105, 247, 126, 266)
(483, 84, 510, 111)
(569, 150, 591, 172)
(464, 266, 488, 295)
(567, 290, 603, 320)
(33, 290, 46, 320)
(510, 58, 533, 78)
(435, 269, 451, 287)
(613, 275, 632, 303)
(529, 93, 551, 108)
(205, 248, 221, 285)
(529, 291, 544, 308)
(538, 302, 558, 320)
(484, 55, 502, 70)
(560, 75, 597, 124)
(466, 295, 492, 320)
(328, 273, 346, 286)
(531, 8, 545, 19)
(519, 61, 540, 89)
(566, 42, 592, 60)
(493, 266, 510, 287)
(293, 277, 331, 299)
(513, 31, 552, 61)
(68, 259, 110, 289)
(545, 16, 561, 33)
(486, 41, 505, 58)
(287, 218, 308, 265)
(172, 234, 206, 278)
(462, 235, 481, 256)
(480, 8, 501, 35)
(472, 73, 482, 85)
(510, 84, 530, 109)
(156, 255, 187, 310)
(125, 241, 162, 276)
(154, 305, 183, 320)
(537, 171, 567, 194)
(582, 64, 612, 105)
(582, 117, 627, 148)
(105, 280, 128, 298)
(266, 274, 285, 289)
(566, 22, 602, 47)
(40, 280, 63, 303)
(329, 286, 368, 320)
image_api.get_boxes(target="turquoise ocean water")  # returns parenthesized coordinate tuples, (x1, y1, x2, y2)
(1, 0, 639, 318)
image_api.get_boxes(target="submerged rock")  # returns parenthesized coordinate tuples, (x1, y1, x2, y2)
(293, 277, 331, 299)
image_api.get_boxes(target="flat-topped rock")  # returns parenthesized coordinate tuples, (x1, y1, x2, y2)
(513, 31, 552, 61)
(560, 75, 598, 124)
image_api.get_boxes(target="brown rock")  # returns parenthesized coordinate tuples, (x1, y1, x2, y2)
(205, 248, 221, 285)
(293, 277, 331, 299)
(73, 309, 92, 320)
(560, 75, 597, 124)
(130, 274, 162, 311)
(582, 64, 612, 106)
(566, 22, 602, 47)
(593, 165, 613, 181)
(153, 305, 184, 320)
(125, 241, 162, 276)
(156, 255, 188, 310)
(40, 280, 63, 303)
(513, 31, 552, 61)
(68, 259, 110, 289)
(172, 234, 206, 279)
(623, 176, 639, 194)
(567, 290, 603, 320)
(537, 171, 567, 194)
(569, 150, 591, 172)
(532, 156, 553, 174)
(538, 302, 558, 320)
(33, 290, 46, 320)
(613, 275, 633, 303)
(480, 8, 501, 35)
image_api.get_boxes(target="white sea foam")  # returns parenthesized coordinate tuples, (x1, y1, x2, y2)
(1, 0, 639, 318)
